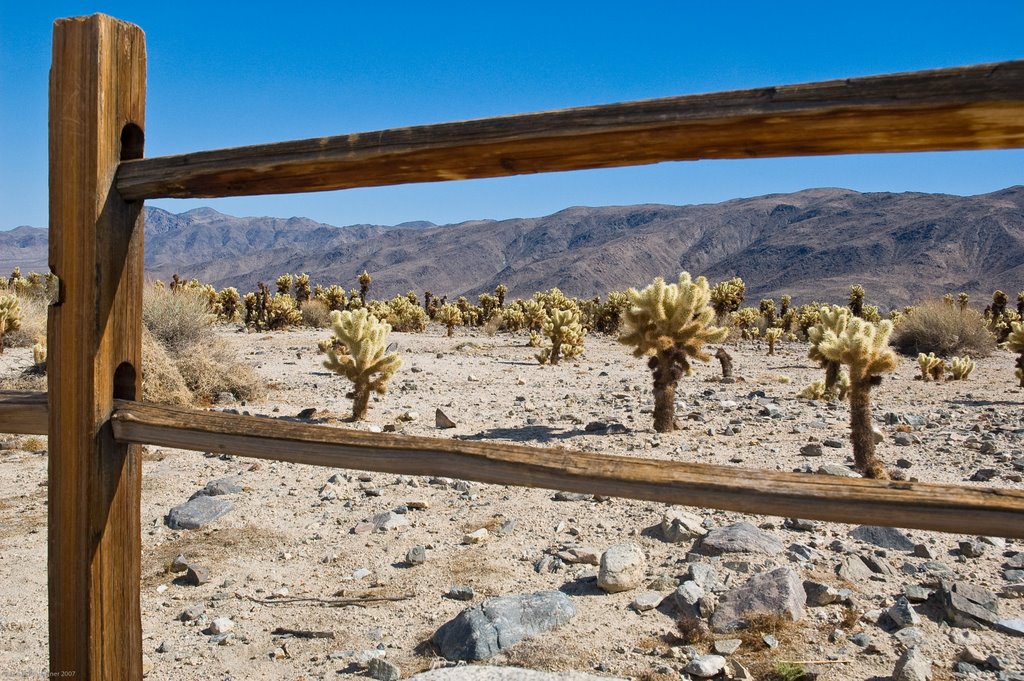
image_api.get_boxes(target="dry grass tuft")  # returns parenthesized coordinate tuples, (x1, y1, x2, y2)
(300, 299, 332, 328)
(175, 338, 266, 403)
(893, 299, 996, 357)
(141, 326, 192, 405)
(4, 294, 47, 349)
(142, 285, 215, 355)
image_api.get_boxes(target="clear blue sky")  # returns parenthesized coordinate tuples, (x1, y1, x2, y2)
(2, 2, 1022, 230)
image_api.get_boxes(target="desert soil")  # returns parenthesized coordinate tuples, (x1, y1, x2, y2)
(1, 325, 1022, 680)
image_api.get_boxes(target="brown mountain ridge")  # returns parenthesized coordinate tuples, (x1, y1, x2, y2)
(2, 186, 1022, 308)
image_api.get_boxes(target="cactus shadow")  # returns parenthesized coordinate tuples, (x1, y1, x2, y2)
(460, 425, 585, 443)
(947, 398, 1020, 407)
(557, 575, 603, 597)
(493, 360, 541, 367)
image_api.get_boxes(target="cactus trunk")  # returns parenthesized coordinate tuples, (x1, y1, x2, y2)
(446, 324, 454, 337)
(848, 378, 887, 479)
(652, 352, 678, 432)
(352, 385, 371, 420)
(549, 341, 561, 366)
(824, 360, 840, 396)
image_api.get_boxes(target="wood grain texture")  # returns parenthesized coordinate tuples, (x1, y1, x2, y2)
(110, 401, 1024, 539)
(0, 390, 49, 435)
(48, 14, 145, 680)
(116, 60, 1024, 200)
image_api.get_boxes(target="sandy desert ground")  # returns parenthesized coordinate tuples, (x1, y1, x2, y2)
(1, 325, 1022, 680)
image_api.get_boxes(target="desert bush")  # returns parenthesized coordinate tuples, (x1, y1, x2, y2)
(892, 299, 995, 357)
(140, 327, 192, 405)
(300, 299, 332, 328)
(142, 285, 215, 355)
(176, 338, 266, 404)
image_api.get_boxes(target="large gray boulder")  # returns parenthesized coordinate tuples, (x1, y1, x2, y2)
(694, 522, 783, 556)
(433, 591, 576, 661)
(711, 567, 806, 632)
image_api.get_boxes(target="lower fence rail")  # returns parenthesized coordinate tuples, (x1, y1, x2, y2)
(3, 390, 1024, 538)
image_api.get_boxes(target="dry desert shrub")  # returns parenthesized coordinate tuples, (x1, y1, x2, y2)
(142, 285, 215, 354)
(4, 293, 47, 349)
(892, 299, 996, 357)
(176, 338, 266, 404)
(300, 299, 331, 328)
(140, 326, 191, 405)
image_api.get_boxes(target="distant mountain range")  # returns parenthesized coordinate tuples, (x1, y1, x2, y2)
(3, 186, 1022, 308)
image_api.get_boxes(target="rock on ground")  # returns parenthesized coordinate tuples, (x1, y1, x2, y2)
(892, 646, 932, 681)
(597, 543, 647, 593)
(432, 591, 576, 661)
(408, 668, 625, 681)
(164, 495, 234, 530)
(711, 567, 807, 632)
(694, 521, 783, 556)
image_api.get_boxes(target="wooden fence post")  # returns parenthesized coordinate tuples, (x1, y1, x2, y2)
(48, 14, 146, 679)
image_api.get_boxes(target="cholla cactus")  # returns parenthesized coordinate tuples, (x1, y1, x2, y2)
(317, 284, 347, 311)
(323, 309, 401, 420)
(1018, 292, 1024, 317)
(917, 352, 945, 381)
(536, 308, 585, 365)
(619, 272, 728, 432)
(759, 299, 777, 326)
(217, 287, 241, 321)
(294, 274, 311, 303)
(435, 303, 463, 337)
(521, 299, 547, 332)
(807, 305, 851, 399)
(991, 290, 1009, 318)
(244, 282, 302, 331)
(798, 372, 850, 401)
(815, 317, 898, 478)
(849, 284, 866, 318)
(0, 293, 22, 354)
(709, 276, 745, 321)
(596, 291, 628, 334)
(31, 339, 47, 374)
(780, 294, 792, 317)
(1004, 321, 1024, 387)
(358, 270, 372, 302)
(479, 293, 499, 321)
(495, 284, 508, 308)
(765, 327, 782, 355)
(276, 274, 293, 296)
(731, 307, 759, 338)
(502, 307, 526, 332)
(950, 355, 975, 380)
(943, 293, 955, 307)
(960, 292, 971, 312)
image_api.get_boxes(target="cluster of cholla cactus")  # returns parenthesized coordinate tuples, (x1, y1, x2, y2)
(0, 293, 22, 354)
(815, 317, 898, 478)
(322, 308, 401, 420)
(217, 287, 241, 321)
(1, 267, 58, 302)
(619, 272, 728, 432)
(1004, 321, 1024, 387)
(917, 352, 945, 381)
(536, 308, 585, 365)
(244, 282, 302, 331)
(986, 290, 1023, 342)
(805, 305, 852, 400)
(367, 295, 428, 332)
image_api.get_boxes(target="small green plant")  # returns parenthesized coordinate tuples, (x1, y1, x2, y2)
(0, 293, 23, 354)
(323, 309, 401, 420)
(816, 317, 898, 478)
(1004, 321, 1024, 387)
(765, 326, 782, 355)
(536, 308, 585, 365)
(917, 352, 944, 381)
(950, 355, 975, 380)
(619, 272, 728, 432)
(435, 303, 463, 337)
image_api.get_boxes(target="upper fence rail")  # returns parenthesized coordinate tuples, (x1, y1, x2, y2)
(116, 60, 1024, 201)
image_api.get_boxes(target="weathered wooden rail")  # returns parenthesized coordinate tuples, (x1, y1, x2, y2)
(0, 11, 1021, 679)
